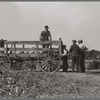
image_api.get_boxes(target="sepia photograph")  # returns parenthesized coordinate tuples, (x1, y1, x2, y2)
(0, 1, 100, 98)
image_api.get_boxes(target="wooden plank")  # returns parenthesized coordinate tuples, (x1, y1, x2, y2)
(23, 44, 25, 48)
(9, 48, 60, 58)
(14, 41, 16, 54)
(9, 53, 38, 58)
(38, 41, 60, 45)
(6, 43, 8, 53)
(59, 39, 62, 57)
(8, 48, 59, 52)
(7, 41, 38, 44)
(0, 48, 7, 51)
(8, 48, 37, 51)
(6, 40, 60, 45)
(36, 41, 39, 62)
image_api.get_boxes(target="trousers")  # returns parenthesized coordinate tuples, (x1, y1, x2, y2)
(42, 44, 49, 48)
(62, 56, 68, 72)
(79, 54, 85, 72)
(72, 56, 79, 72)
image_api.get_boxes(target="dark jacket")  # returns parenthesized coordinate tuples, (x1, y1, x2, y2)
(0, 40, 5, 48)
(69, 44, 80, 57)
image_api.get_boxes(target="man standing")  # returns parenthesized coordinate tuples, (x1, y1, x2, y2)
(0, 39, 5, 53)
(40, 25, 52, 48)
(62, 45, 69, 72)
(69, 40, 80, 72)
(78, 40, 87, 73)
(59, 38, 64, 54)
(0, 39, 5, 48)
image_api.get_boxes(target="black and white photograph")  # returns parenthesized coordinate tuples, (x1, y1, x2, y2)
(0, 1, 100, 98)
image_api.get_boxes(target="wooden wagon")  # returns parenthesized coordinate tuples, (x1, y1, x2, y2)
(0, 39, 62, 73)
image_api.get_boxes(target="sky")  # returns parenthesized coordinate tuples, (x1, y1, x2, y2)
(0, 2, 100, 50)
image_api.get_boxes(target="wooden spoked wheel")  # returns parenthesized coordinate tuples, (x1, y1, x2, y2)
(21, 61, 36, 71)
(11, 60, 22, 70)
(39, 50, 61, 72)
(0, 53, 11, 72)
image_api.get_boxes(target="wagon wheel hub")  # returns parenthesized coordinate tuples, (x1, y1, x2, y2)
(47, 60, 52, 65)
(11, 59, 22, 70)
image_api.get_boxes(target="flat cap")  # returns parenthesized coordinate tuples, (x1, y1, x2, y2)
(72, 40, 77, 43)
(78, 39, 83, 43)
(63, 45, 66, 48)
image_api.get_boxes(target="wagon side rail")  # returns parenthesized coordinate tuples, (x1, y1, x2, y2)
(3, 40, 62, 57)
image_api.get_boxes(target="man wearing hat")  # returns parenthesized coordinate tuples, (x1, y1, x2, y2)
(78, 40, 87, 73)
(62, 45, 69, 72)
(69, 40, 80, 72)
(40, 25, 52, 48)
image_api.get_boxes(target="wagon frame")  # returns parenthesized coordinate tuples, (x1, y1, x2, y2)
(0, 38, 63, 73)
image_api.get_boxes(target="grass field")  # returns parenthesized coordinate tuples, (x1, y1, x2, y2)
(68, 59, 100, 69)
(0, 70, 100, 98)
(0, 58, 100, 98)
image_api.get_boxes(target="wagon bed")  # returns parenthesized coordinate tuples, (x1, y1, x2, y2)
(0, 39, 62, 73)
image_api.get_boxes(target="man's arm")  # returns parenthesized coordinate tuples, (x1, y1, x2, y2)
(62, 49, 69, 56)
(69, 45, 72, 53)
(49, 31, 52, 41)
(81, 45, 88, 51)
(40, 31, 43, 41)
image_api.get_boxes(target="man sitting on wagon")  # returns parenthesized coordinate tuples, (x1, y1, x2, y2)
(40, 25, 52, 48)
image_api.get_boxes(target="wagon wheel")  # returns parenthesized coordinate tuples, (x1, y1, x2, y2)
(39, 50, 61, 72)
(11, 60, 22, 70)
(0, 53, 11, 72)
(21, 61, 36, 71)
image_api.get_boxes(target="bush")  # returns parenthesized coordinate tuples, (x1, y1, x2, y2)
(87, 60, 100, 70)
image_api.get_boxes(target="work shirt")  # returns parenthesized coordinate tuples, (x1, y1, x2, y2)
(69, 44, 80, 57)
(79, 44, 86, 50)
(62, 49, 68, 56)
(40, 30, 51, 42)
(79, 44, 87, 55)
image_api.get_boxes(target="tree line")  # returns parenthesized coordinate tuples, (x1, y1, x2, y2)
(68, 49, 100, 60)
(85, 49, 100, 60)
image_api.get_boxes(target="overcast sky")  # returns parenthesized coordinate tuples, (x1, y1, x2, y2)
(0, 2, 100, 50)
